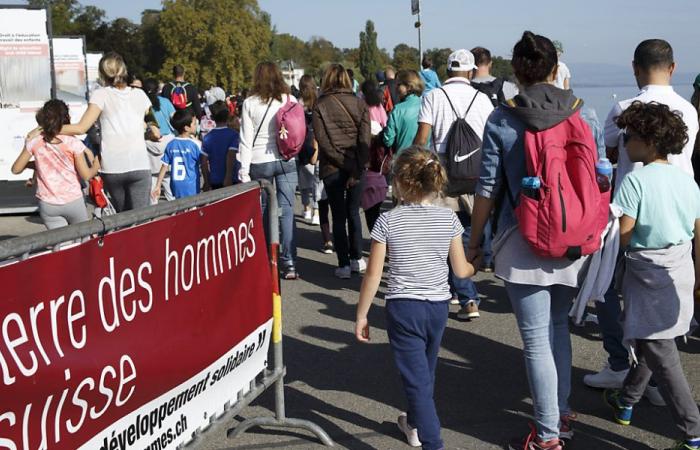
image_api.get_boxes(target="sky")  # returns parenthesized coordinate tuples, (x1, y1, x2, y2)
(3, 0, 700, 71)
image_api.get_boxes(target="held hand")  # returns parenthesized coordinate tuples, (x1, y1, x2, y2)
(355, 317, 370, 343)
(466, 246, 483, 272)
(26, 127, 42, 140)
(151, 187, 161, 202)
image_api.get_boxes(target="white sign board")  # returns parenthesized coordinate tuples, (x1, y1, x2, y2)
(53, 37, 88, 103)
(0, 8, 52, 182)
(87, 51, 103, 94)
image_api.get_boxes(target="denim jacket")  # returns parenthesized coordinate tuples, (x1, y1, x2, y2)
(476, 105, 605, 240)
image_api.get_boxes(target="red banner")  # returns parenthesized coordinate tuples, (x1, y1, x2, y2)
(0, 188, 273, 450)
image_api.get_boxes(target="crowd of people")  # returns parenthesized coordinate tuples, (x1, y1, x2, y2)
(8, 30, 700, 450)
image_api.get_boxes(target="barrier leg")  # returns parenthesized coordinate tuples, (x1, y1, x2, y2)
(227, 182, 334, 446)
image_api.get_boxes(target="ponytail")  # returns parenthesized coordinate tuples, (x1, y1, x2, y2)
(392, 146, 447, 202)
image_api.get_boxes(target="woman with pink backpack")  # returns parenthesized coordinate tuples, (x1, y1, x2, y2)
(466, 32, 609, 450)
(239, 62, 302, 280)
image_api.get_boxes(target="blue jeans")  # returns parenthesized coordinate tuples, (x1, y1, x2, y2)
(451, 211, 479, 306)
(505, 282, 576, 441)
(482, 219, 493, 267)
(250, 160, 298, 268)
(596, 280, 630, 371)
(323, 170, 364, 268)
(386, 299, 448, 450)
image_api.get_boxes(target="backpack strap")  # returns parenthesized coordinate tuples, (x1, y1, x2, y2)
(463, 91, 480, 119)
(252, 99, 273, 148)
(438, 87, 459, 118)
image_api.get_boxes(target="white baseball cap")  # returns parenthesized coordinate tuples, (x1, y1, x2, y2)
(447, 49, 477, 72)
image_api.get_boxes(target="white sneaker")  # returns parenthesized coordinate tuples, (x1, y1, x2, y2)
(334, 266, 351, 279)
(303, 208, 313, 221)
(450, 297, 460, 305)
(644, 384, 667, 406)
(397, 413, 421, 447)
(350, 258, 367, 273)
(311, 211, 320, 225)
(583, 364, 629, 389)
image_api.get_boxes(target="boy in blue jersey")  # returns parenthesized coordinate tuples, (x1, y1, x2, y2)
(152, 110, 208, 200)
(201, 100, 240, 189)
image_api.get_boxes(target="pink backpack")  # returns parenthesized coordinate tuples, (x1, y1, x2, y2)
(514, 111, 610, 259)
(275, 96, 306, 160)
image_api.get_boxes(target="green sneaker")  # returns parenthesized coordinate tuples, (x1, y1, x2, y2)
(603, 389, 633, 425)
(664, 440, 700, 450)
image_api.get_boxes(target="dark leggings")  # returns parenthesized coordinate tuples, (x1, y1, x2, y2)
(364, 203, 382, 234)
(102, 170, 151, 212)
(323, 170, 364, 267)
(318, 199, 330, 226)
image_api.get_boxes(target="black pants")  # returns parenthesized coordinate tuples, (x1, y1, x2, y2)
(621, 339, 700, 439)
(364, 202, 382, 235)
(323, 170, 363, 267)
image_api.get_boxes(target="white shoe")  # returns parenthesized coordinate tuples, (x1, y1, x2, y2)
(350, 258, 367, 273)
(397, 413, 421, 447)
(583, 364, 629, 389)
(450, 297, 460, 305)
(311, 211, 320, 225)
(644, 384, 667, 406)
(334, 266, 351, 279)
(303, 208, 313, 221)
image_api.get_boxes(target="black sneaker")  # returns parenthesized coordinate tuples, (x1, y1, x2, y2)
(281, 265, 298, 280)
(321, 242, 334, 254)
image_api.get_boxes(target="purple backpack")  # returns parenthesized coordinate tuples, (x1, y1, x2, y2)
(275, 96, 306, 160)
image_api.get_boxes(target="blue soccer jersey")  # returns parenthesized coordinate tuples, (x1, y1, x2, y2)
(162, 137, 202, 198)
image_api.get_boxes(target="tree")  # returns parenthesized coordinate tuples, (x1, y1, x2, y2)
(424, 48, 453, 81)
(302, 36, 340, 79)
(358, 20, 382, 81)
(157, 0, 272, 91)
(28, 0, 82, 35)
(140, 10, 166, 76)
(271, 33, 306, 65)
(491, 56, 514, 81)
(91, 18, 145, 75)
(392, 43, 419, 72)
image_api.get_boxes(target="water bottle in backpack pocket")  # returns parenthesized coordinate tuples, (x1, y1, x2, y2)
(513, 111, 610, 260)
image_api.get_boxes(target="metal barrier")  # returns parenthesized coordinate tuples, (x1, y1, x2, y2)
(0, 180, 334, 447)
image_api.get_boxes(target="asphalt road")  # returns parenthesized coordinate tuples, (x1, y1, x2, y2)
(2, 201, 698, 450)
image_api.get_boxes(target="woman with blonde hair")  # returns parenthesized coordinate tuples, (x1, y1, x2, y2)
(312, 64, 371, 278)
(58, 52, 153, 212)
(238, 61, 300, 280)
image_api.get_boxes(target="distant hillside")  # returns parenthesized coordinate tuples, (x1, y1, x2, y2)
(569, 63, 697, 87)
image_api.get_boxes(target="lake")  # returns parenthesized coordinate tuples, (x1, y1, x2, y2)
(572, 84, 695, 120)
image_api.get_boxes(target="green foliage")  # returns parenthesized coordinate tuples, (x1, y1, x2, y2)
(271, 33, 305, 64)
(157, 0, 271, 91)
(424, 48, 453, 81)
(358, 20, 382, 81)
(392, 43, 419, 72)
(491, 56, 514, 81)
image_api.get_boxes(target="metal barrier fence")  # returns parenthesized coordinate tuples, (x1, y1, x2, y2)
(0, 180, 334, 447)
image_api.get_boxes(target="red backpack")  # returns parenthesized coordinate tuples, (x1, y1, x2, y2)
(511, 110, 610, 259)
(169, 82, 190, 110)
(275, 96, 306, 160)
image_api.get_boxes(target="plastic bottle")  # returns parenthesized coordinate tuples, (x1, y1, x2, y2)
(596, 158, 613, 193)
(521, 177, 541, 199)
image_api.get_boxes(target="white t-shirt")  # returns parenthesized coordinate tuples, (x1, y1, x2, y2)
(90, 86, 152, 173)
(604, 84, 699, 196)
(554, 62, 571, 89)
(418, 77, 494, 154)
(238, 94, 298, 180)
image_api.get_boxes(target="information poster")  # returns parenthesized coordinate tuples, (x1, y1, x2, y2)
(86, 52, 102, 94)
(53, 37, 88, 103)
(0, 8, 51, 108)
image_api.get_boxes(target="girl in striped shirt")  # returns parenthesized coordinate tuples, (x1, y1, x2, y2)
(355, 146, 474, 450)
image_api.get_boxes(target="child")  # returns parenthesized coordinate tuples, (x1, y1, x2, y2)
(11, 99, 100, 229)
(152, 110, 208, 200)
(355, 146, 474, 450)
(201, 100, 240, 189)
(604, 101, 700, 450)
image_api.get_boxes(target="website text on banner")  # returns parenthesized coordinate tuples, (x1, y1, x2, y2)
(0, 188, 273, 450)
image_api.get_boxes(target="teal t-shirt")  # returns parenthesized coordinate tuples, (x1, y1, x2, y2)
(614, 163, 700, 249)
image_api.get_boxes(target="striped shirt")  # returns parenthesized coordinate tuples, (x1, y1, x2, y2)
(371, 204, 464, 301)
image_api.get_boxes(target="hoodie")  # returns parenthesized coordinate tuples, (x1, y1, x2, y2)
(504, 83, 583, 131)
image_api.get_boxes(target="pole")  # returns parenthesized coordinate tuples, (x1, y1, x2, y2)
(416, 0, 423, 68)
